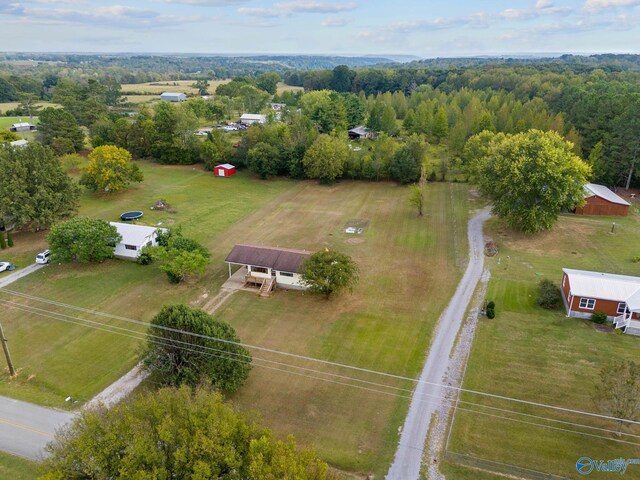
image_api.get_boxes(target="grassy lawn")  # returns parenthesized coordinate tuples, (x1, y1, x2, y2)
(207, 181, 471, 475)
(0, 116, 39, 130)
(0, 164, 294, 407)
(1, 169, 471, 476)
(121, 79, 229, 95)
(447, 210, 640, 479)
(0, 452, 39, 480)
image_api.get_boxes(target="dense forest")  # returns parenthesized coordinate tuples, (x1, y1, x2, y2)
(1, 53, 639, 189)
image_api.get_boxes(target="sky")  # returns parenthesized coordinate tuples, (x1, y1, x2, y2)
(0, 0, 639, 56)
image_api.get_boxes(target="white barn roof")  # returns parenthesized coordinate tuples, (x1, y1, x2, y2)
(240, 113, 266, 121)
(217, 163, 235, 169)
(584, 184, 630, 206)
(563, 268, 640, 306)
(110, 222, 160, 246)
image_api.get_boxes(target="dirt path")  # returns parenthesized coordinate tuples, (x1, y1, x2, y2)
(386, 207, 491, 480)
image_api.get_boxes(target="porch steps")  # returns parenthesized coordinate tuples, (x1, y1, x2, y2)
(259, 277, 275, 297)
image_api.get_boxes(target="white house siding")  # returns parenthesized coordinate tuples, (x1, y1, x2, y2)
(275, 271, 306, 289)
(113, 234, 154, 259)
(246, 266, 306, 289)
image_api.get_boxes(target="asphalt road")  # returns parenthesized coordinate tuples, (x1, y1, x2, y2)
(0, 263, 45, 289)
(0, 396, 73, 460)
(386, 207, 491, 480)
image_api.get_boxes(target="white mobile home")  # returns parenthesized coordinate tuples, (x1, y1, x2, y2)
(109, 222, 165, 259)
(160, 92, 187, 102)
(225, 244, 310, 295)
(239, 114, 267, 125)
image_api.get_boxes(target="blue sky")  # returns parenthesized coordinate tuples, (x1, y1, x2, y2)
(0, 0, 639, 55)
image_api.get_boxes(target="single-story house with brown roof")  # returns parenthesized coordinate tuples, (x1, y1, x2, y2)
(575, 183, 630, 216)
(225, 244, 310, 292)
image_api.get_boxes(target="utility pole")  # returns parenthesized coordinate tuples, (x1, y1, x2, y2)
(0, 322, 16, 377)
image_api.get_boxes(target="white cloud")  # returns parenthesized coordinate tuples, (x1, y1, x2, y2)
(159, 0, 250, 6)
(321, 15, 352, 26)
(1, 2, 205, 28)
(240, 0, 357, 17)
(536, 0, 553, 8)
(584, 0, 640, 13)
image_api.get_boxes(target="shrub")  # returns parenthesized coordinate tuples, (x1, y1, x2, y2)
(537, 279, 563, 309)
(486, 300, 495, 310)
(632, 255, 640, 263)
(592, 312, 608, 324)
(486, 307, 495, 319)
(137, 247, 154, 265)
(6, 231, 13, 247)
(0, 233, 5, 249)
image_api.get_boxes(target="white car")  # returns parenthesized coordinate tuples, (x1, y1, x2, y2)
(36, 250, 51, 264)
(0, 262, 16, 273)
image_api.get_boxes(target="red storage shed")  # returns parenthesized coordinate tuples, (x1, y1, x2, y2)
(575, 183, 630, 216)
(214, 164, 236, 177)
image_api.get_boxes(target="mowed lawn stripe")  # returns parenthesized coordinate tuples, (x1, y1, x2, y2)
(215, 181, 469, 475)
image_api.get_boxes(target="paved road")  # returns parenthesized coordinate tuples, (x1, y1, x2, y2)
(0, 396, 73, 460)
(0, 263, 44, 289)
(386, 207, 491, 480)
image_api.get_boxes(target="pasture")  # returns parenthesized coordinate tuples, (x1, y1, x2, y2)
(445, 211, 640, 479)
(0, 452, 38, 480)
(0, 160, 471, 476)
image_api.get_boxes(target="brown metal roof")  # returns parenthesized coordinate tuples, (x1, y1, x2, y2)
(225, 244, 311, 273)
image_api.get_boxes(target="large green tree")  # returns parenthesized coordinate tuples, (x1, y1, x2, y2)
(47, 217, 120, 263)
(475, 129, 591, 233)
(37, 107, 85, 154)
(41, 385, 331, 480)
(144, 304, 251, 390)
(80, 145, 143, 192)
(0, 144, 80, 231)
(303, 134, 348, 184)
(302, 249, 359, 298)
(388, 135, 425, 184)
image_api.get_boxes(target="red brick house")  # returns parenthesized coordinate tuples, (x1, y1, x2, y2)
(575, 184, 630, 216)
(561, 268, 640, 335)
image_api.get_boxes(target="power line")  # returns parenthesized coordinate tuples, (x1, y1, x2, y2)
(2, 287, 639, 428)
(3, 298, 640, 448)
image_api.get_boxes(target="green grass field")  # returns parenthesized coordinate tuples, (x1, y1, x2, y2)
(208, 181, 470, 475)
(0, 116, 39, 130)
(0, 452, 39, 480)
(0, 163, 294, 407)
(0, 161, 471, 476)
(446, 211, 640, 479)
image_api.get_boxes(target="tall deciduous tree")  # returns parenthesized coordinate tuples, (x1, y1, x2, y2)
(475, 129, 591, 233)
(0, 144, 79, 231)
(388, 135, 425, 184)
(144, 304, 251, 390)
(37, 107, 85, 154)
(256, 72, 281, 95)
(303, 134, 348, 184)
(80, 145, 143, 192)
(41, 385, 331, 480)
(592, 360, 640, 435)
(47, 217, 120, 263)
(302, 249, 359, 299)
(409, 184, 425, 216)
(432, 106, 449, 142)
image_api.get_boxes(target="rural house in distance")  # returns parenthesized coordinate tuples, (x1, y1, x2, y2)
(574, 183, 630, 216)
(225, 244, 310, 295)
(561, 268, 640, 335)
(159, 92, 187, 102)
